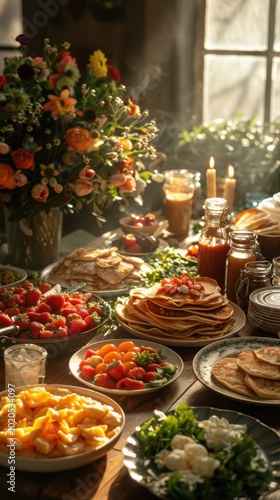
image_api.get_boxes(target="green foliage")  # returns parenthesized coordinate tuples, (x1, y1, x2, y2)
(175, 116, 280, 208)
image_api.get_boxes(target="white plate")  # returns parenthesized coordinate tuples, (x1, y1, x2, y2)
(193, 337, 280, 405)
(0, 265, 27, 289)
(0, 384, 125, 472)
(115, 302, 246, 347)
(105, 237, 169, 256)
(41, 262, 153, 298)
(123, 406, 280, 499)
(250, 287, 280, 308)
(69, 339, 184, 395)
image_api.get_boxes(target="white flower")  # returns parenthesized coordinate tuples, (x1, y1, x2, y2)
(198, 415, 247, 452)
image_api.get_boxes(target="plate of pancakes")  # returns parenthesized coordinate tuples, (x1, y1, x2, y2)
(42, 246, 153, 298)
(193, 337, 280, 405)
(115, 276, 246, 347)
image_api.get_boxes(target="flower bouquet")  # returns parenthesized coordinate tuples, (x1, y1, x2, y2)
(0, 35, 159, 268)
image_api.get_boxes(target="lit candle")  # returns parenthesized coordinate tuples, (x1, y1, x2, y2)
(206, 156, 216, 198)
(224, 164, 236, 213)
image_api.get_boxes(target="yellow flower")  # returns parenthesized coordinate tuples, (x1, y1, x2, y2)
(88, 50, 108, 78)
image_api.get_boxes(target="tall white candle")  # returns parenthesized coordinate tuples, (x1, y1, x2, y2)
(224, 164, 236, 213)
(206, 156, 216, 198)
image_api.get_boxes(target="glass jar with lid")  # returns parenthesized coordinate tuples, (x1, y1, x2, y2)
(197, 197, 229, 292)
(235, 260, 272, 312)
(226, 230, 261, 303)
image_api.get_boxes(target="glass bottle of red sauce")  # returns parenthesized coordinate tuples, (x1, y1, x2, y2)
(197, 197, 229, 292)
(226, 230, 259, 303)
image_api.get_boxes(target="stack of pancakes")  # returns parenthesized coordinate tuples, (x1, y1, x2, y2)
(115, 277, 236, 341)
(212, 346, 280, 399)
(45, 247, 150, 292)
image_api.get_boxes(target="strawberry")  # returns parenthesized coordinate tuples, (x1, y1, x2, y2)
(94, 372, 116, 389)
(160, 362, 177, 374)
(87, 304, 103, 315)
(19, 331, 31, 339)
(84, 348, 98, 359)
(13, 314, 30, 330)
(24, 288, 42, 307)
(29, 321, 44, 339)
(4, 306, 20, 318)
(60, 305, 77, 317)
(143, 371, 160, 383)
(67, 319, 87, 336)
(128, 366, 146, 380)
(107, 360, 126, 381)
(84, 314, 97, 330)
(38, 282, 52, 294)
(81, 365, 96, 380)
(27, 311, 52, 324)
(33, 302, 52, 313)
(54, 327, 68, 338)
(44, 293, 65, 310)
(116, 378, 145, 390)
(79, 359, 90, 369)
(7, 293, 25, 307)
(0, 313, 12, 328)
(40, 329, 54, 339)
(144, 363, 161, 372)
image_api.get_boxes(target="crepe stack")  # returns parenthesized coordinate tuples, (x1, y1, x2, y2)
(212, 346, 280, 399)
(45, 246, 150, 292)
(115, 276, 236, 341)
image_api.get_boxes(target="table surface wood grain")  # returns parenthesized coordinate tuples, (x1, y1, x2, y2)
(0, 229, 279, 500)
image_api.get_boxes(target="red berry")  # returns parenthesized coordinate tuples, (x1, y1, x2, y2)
(67, 319, 87, 336)
(94, 372, 116, 389)
(44, 293, 65, 310)
(107, 360, 126, 381)
(81, 365, 96, 380)
(24, 288, 42, 307)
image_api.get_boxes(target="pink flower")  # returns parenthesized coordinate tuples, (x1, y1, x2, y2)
(73, 179, 94, 196)
(118, 175, 136, 193)
(79, 166, 95, 180)
(110, 173, 126, 187)
(31, 183, 49, 202)
(14, 171, 28, 187)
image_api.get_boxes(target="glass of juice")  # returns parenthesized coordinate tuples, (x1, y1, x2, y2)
(163, 170, 194, 235)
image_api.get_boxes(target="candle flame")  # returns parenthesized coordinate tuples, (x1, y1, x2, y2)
(228, 164, 234, 178)
(209, 156, 215, 170)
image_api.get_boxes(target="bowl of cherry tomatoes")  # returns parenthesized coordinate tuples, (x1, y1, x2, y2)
(119, 213, 159, 236)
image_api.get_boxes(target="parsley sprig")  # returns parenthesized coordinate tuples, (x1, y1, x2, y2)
(143, 247, 197, 286)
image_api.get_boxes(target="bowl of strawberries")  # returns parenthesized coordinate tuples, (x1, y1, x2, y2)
(0, 280, 111, 358)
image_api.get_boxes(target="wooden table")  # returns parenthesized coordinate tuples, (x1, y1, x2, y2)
(0, 228, 279, 499)
(0, 320, 279, 500)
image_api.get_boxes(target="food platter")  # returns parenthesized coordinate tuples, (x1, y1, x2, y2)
(115, 302, 246, 347)
(0, 264, 27, 289)
(123, 406, 280, 499)
(69, 339, 184, 395)
(0, 384, 125, 472)
(193, 337, 280, 405)
(41, 261, 153, 298)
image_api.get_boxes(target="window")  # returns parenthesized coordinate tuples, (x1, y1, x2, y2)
(0, 0, 22, 72)
(195, 0, 280, 124)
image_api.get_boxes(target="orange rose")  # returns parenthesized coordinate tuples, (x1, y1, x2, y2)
(0, 163, 15, 189)
(65, 127, 96, 154)
(11, 148, 35, 170)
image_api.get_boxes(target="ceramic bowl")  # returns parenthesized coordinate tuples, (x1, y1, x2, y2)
(0, 265, 27, 290)
(119, 215, 159, 235)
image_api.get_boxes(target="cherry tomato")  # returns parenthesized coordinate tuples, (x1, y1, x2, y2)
(122, 234, 137, 247)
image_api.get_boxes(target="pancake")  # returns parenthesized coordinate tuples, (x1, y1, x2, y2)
(245, 374, 280, 399)
(255, 346, 280, 366)
(237, 349, 280, 380)
(211, 357, 257, 397)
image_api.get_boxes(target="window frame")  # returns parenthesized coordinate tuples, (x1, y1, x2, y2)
(194, 0, 279, 124)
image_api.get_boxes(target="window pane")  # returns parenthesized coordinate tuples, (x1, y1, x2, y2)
(205, 0, 269, 50)
(204, 55, 266, 122)
(0, 0, 22, 47)
(274, 0, 280, 50)
(271, 58, 280, 121)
